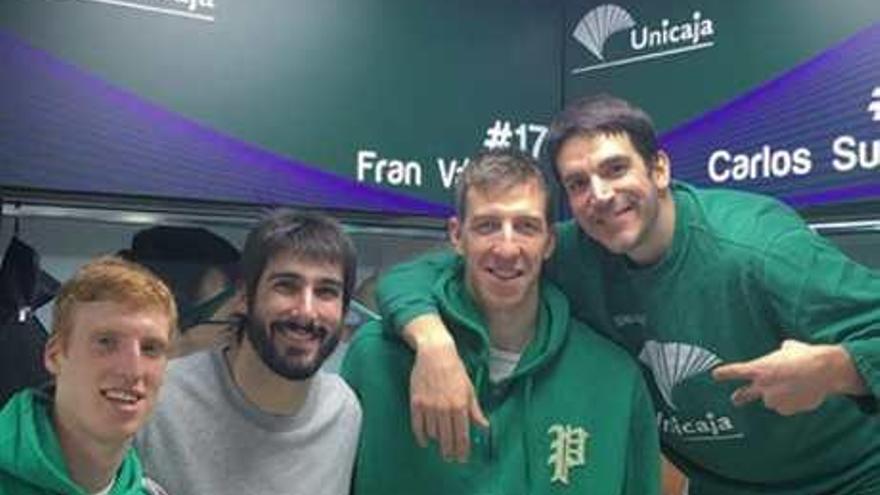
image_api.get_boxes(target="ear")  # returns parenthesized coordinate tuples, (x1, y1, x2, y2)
(231, 285, 247, 314)
(543, 226, 556, 261)
(448, 216, 465, 255)
(652, 150, 671, 191)
(44, 334, 63, 377)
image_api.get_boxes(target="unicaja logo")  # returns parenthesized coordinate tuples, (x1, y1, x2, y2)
(572, 4, 636, 61)
(640, 340, 745, 443)
(638, 340, 721, 410)
(571, 4, 716, 74)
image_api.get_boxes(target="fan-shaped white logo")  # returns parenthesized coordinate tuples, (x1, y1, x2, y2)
(638, 341, 721, 410)
(572, 4, 636, 61)
(571, 5, 716, 74)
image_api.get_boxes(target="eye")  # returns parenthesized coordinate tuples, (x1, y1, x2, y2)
(94, 334, 118, 351)
(316, 286, 342, 301)
(515, 219, 543, 236)
(141, 340, 168, 359)
(472, 219, 500, 235)
(564, 176, 589, 195)
(603, 160, 629, 178)
(273, 279, 299, 294)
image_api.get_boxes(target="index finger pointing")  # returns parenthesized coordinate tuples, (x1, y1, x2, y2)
(712, 362, 759, 383)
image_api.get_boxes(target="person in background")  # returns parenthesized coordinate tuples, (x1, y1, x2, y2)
(377, 95, 880, 494)
(136, 210, 361, 495)
(0, 236, 59, 408)
(0, 256, 175, 495)
(344, 149, 659, 494)
(120, 226, 240, 357)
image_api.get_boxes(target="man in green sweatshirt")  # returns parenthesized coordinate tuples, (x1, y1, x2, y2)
(377, 95, 880, 494)
(343, 149, 659, 494)
(0, 256, 174, 495)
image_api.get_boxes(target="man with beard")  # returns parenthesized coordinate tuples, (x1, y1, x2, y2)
(136, 210, 361, 495)
(343, 149, 659, 494)
(376, 95, 880, 494)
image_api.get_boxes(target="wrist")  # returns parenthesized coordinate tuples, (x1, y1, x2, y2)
(823, 345, 867, 396)
(403, 314, 455, 352)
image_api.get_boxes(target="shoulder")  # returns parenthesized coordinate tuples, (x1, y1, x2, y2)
(0, 388, 36, 417)
(312, 372, 362, 424)
(341, 321, 413, 392)
(152, 350, 221, 411)
(166, 349, 215, 380)
(345, 321, 410, 364)
(677, 182, 810, 254)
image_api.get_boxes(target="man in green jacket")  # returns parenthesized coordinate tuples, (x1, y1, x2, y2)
(0, 256, 175, 495)
(378, 95, 880, 494)
(343, 149, 659, 494)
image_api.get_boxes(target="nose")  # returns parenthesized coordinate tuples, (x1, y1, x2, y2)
(114, 339, 146, 379)
(493, 223, 520, 258)
(298, 288, 318, 319)
(590, 176, 614, 204)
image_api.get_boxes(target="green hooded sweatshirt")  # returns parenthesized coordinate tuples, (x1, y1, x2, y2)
(343, 261, 659, 495)
(0, 389, 156, 495)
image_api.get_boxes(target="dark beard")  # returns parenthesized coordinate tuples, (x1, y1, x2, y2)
(243, 315, 340, 380)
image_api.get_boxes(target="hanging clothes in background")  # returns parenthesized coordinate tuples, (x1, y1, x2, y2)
(0, 236, 59, 407)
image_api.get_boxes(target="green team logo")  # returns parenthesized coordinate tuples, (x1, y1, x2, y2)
(547, 424, 589, 485)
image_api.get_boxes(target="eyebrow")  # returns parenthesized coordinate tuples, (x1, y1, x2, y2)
(267, 272, 343, 288)
(142, 336, 170, 348)
(598, 154, 630, 169)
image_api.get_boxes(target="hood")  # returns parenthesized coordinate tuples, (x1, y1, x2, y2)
(0, 389, 150, 495)
(432, 258, 571, 383)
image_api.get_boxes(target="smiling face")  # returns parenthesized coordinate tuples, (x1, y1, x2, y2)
(244, 250, 344, 381)
(46, 301, 171, 446)
(556, 132, 672, 264)
(450, 179, 555, 314)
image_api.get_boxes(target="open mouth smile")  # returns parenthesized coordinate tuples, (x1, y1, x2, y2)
(273, 321, 327, 343)
(101, 388, 144, 406)
(486, 267, 524, 281)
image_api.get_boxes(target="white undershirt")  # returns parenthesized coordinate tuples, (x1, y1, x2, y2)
(489, 347, 522, 383)
(92, 477, 115, 495)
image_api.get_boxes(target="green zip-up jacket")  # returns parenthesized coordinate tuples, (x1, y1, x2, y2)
(376, 182, 880, 495)
(0, 389, 159, 495)
(343, 261, 659, 495)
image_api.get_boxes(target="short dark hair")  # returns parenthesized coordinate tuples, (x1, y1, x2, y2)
(545, 94, 660, 180)
(455, 148, 552, 225)
(240, 209, 357, 312)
